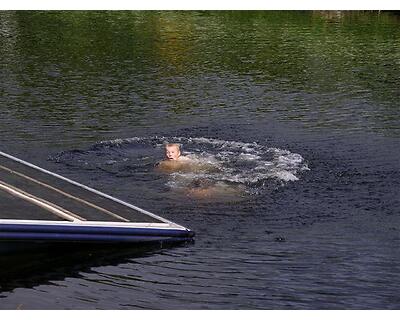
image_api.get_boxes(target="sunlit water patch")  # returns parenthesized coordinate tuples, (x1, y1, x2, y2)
(50, 136, 309, 200)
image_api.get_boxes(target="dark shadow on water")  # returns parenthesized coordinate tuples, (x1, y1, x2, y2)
(0, 241, 194, 295)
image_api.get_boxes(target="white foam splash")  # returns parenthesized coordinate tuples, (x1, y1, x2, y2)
(98, 136, 309, 193)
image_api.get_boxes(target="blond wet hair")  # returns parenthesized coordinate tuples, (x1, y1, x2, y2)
(165, 143, 181, 150)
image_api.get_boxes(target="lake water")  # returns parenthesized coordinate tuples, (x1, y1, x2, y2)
(0, 11, 399, 309)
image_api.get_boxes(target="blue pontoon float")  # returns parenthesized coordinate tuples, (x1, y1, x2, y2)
(0, 151, 194, 248)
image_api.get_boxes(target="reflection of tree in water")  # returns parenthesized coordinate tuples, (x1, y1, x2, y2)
(154, 13, 194, 71)
(1, 11, 399, 137)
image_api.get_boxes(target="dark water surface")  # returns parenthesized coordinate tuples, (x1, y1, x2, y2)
(0, 11, 400, 309)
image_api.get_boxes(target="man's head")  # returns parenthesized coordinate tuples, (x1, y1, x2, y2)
(165, 143, 181, 160)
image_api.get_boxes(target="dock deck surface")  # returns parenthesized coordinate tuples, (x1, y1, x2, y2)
(0, 153, 162, 224)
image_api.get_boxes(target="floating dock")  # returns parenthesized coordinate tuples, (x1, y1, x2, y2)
(0, 151, 194, 248)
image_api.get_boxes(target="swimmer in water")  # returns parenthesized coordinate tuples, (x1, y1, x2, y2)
(164, 143, 189, 161)
(156, 143, 244, 199)
(156, 143, 191, 172)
